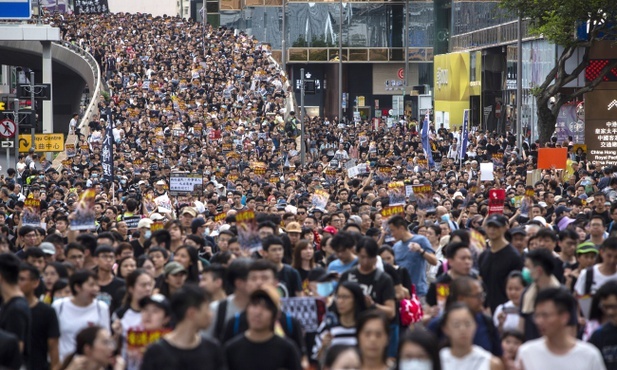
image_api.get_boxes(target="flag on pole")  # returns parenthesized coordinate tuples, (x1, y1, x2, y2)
(459, 109, 469, 164)
(421, 110, 434, 168)
(102, 109, 114, 183)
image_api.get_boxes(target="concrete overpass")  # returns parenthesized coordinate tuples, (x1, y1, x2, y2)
(0, 25, 103, 167)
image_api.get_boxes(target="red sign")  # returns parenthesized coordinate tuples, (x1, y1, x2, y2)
(488, 189, 506, 215)
(397, 68, 405, 80)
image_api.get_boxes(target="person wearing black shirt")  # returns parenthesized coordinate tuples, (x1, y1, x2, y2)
(339, 237, 396, 320)
(426, 242, 477, 310)
(225, 286, 301, 370)
(589, 280, 617, 370)
(479, 214, 524, 313)
(0, 253, 31, 369)
(0, 329, 21, 370)
(94, 245, 126, 314)
(18, 264, 60, 370)
(141, 285, 225, 370)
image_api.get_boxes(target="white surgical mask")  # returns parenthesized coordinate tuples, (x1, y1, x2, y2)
(144, 230, 152, 239)
(399, 359, 432, 370)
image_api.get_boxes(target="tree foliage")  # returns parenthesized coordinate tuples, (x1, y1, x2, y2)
(500, 0, 617, 144)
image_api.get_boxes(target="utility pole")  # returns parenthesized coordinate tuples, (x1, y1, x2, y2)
(30, 71, 36, 152)
(13, 99, 19, 168)
(300, 68, 306, 166)
(338, 0, 343, 124)
(281, 0, 286, 77)
(516, 15, 523, 152)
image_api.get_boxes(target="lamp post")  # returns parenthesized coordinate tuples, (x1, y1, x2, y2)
(516, 15, 523, 152)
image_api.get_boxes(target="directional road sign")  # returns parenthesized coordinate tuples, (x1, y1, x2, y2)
(0, 0, 32, 20)
(0, 119, 16, 139)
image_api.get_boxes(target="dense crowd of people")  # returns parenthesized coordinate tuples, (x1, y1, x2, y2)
(0, 10, 616, 370)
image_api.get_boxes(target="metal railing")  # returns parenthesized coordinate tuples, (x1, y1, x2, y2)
(51, 41, 103, 168)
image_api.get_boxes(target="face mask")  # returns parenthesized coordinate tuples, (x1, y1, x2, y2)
(203, 228, 210, 237)
(441, 214, 450, 222)
(144, 230, 151, 239)
(399, 359, 432, 370)
(522, 267, 533, 285)
(316, 281, 334, 297)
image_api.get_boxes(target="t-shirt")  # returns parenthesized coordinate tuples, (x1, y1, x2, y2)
(225, 334, 301, 370)
(517, 338, 606, 370)
(312, 313, 356, 360)
(327, 257, 358, 274)
(574, 265, 617, 296)
(98, 276, 126, 314)
(277, 264, 302, 298)
(392, 235, 435, 296)
(221, 311, 306, 355)
(52, 297, 110, 361)
(440, 345, 492, 370)
(29, 301, 60, 370)
(589, 322, 617, 370)
(203, 295, 243, 340)
(340, 267, 395, 307)
(0, 296, 31, 367)
(0, 329, 21, 370)
(479, 244, 524, 313)
(141, 337, 225, 370)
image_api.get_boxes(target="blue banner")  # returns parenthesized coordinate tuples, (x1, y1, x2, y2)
(421, 111, 434, 168)
(460, 109, 469, 162)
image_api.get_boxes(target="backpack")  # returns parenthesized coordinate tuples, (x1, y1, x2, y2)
(399, 284, 424, 326)
(214, 299, 229, 341)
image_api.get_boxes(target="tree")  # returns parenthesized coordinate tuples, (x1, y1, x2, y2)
(501, 0, 617, 145)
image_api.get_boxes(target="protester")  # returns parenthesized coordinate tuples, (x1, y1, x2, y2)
(517, 288, 605, 370)
(140, 285, 225, 369)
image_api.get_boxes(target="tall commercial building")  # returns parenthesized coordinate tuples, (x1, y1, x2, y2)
(193, 0, 435, 120)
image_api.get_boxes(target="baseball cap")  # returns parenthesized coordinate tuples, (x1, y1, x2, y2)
(554, 205, 572, 217)
(39, 242, 56, 255)
(164, 262, 187, 276)
(150, 213, 165, 221)
(486, 214, 509, 227)
(285, 222, 302, 233)
(139, 294, 171, 315)
(137, 218, 153, 229)
(191, 218, 207, 233)
(307, 267, 338, 282)
(509, 227, 527, 237)
(576, 241, 599, 255)
(181, 207, 197, 217)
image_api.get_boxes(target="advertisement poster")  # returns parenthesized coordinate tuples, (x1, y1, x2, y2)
(236, 210, 261, 252)
(412, 185, 435, 212)
(488, 189, 506, 215)
(70, 189, 96, 230)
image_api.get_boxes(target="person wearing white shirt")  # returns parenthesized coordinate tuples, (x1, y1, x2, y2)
(516, 287, 605, 370)
(53, 270, 110, 362)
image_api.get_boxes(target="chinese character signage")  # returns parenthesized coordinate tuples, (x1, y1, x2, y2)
(169, 172, 203, 196)
(585, 90, 617, 166)
(102, 113, 114, 183)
